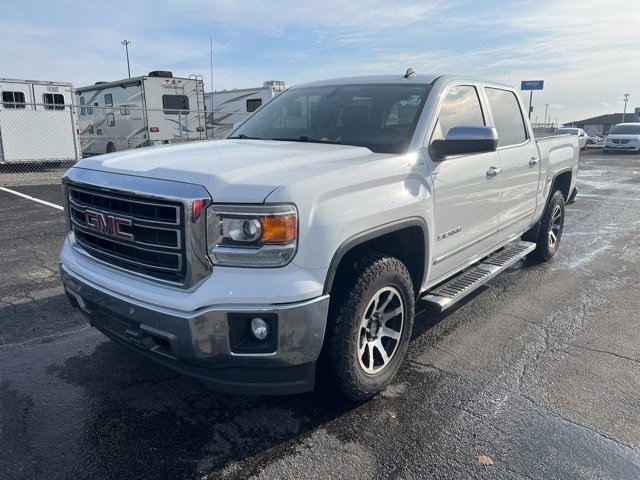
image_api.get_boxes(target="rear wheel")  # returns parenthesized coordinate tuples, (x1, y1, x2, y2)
(106, 142, 116, 154)
(531, 190, 565, 261)
(322, 253, 415, 401)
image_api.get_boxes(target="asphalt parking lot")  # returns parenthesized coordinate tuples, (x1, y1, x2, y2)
(1, 148, 640, 480)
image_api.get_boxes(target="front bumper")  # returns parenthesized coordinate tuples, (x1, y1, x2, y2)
(61, 264, 330, 395)
(603, 144, 640, 152)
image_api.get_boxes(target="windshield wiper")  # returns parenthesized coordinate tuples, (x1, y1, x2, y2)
(271, 136, 343, 145)
(271, 136, 309, 142)
(227, 134, 262, 140)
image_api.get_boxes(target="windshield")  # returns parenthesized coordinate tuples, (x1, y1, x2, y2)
(554, 128, 578, 135)
(229, 83, 431, 154)
(610, 124, 640, 135)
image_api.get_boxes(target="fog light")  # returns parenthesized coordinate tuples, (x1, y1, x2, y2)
(250, 317, 269, 340)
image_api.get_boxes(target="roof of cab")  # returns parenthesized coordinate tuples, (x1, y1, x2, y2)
(291, 74, 514, 90)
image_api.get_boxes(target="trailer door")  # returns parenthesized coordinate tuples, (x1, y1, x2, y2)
(22, 83, 78, 162)
(0, 81, 33, 162)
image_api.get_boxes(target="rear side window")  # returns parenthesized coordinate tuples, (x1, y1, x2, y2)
(2, 91, 26, 108)
(43, 93, 65, 110)
(431, 85, 484, 141)
(162, 95, 189, 114)
(485, 88, 528, 147)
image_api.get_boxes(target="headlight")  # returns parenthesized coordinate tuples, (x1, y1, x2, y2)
(206, 204, 297, 267)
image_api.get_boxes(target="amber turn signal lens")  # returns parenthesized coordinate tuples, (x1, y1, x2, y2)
(259, 215, 297, 243)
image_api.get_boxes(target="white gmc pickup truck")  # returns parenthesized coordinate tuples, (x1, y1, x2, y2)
(60, 73, 579, 400)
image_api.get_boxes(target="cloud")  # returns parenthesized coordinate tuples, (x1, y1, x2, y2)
(175, 0, 439, 35)
(1, 0, 639, 122)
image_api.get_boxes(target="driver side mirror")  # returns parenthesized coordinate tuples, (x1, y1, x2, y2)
(430, 125, 498, 160)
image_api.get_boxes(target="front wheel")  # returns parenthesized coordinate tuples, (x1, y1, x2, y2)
(322, 253, 415, 401)
(531, 190, 565, 261)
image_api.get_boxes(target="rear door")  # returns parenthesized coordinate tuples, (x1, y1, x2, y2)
(427, 84, 502, 282)
(483, 86, 540, 240)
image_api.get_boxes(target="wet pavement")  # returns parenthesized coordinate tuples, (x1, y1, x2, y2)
(1, 149, 640, 479)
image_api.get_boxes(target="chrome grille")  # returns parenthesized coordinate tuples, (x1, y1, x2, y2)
(67, 185, 186, 283)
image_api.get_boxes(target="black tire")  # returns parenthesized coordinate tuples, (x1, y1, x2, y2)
(321, 253, 415, 402)
(106, 143, 116, 154)
(531, 190, 565, 262)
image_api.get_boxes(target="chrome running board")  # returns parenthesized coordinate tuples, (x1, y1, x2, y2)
(421, 241, 536, 312)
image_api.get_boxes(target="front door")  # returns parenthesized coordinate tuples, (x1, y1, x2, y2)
(427, 84, 502, 282)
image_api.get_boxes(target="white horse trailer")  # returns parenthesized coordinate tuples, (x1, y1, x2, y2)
(0, 78, 79, 163)
(76, 71, 206, 156)
(205, 80, 285, 139)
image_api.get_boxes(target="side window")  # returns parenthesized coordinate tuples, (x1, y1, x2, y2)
(431, 85, 484, 142)
(120, 105, 130, 115)
(485, 88, 527, 147)
(246, 98, 262, 113)
(106, 113, 115, 127)
(79, 96, 86, 116)
(43, 93, 65, 110)
(2, 91, 26, 108)
(104, 93, 113, 107)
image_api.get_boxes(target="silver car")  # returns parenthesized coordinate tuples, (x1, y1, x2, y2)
(553, 127, 588, 150)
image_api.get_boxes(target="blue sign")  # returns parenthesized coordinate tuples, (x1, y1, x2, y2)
(521, 80, 544, 91)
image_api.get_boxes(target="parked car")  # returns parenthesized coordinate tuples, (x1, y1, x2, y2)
(587, 135, 603, 145)
(603, 123, 640, 153)
(552, 127, 588, 150)
(60, 73, 579, 400)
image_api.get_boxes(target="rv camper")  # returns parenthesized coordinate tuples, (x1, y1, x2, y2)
(205, 80, 285, 139)
(76, 71, 206, 156)
(0, 78, 79, 163)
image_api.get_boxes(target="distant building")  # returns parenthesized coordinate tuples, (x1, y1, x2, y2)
(565, 109, 640, 136)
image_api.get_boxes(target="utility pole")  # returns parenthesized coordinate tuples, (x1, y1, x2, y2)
(210, 38, 214, 94)
(121, 40, 132, 78)
(622, 93, 630, 122)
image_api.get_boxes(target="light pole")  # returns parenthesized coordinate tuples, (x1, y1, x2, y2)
(622, 93, 630, 122)
(544, 104, 550, 126)
(121, 40, 132, 78)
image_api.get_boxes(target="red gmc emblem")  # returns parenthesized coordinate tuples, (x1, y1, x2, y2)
(85, 210, 134, 241)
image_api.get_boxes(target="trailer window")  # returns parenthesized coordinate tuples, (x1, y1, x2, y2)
(104, 94, 113, 107)
(43, 93, 65, 110)
(246, 99, 262, 113)
(2, 91, 26, 108)
(107, 113, 115, 127)
(79, 96, 86, 116)
(162, 95, 189, 114)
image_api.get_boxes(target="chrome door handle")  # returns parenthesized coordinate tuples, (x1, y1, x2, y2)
(486, 166, 502, 177)
(529, 157, 539, 166)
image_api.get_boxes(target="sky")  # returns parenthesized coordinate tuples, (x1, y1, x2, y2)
(1, 0, 639, 124)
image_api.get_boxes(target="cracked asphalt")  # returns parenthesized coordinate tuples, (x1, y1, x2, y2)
(1, 149, 640, 479)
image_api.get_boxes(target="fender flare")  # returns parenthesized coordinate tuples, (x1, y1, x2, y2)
(322, 217, 429, 295)
(524, 168, 574, 241)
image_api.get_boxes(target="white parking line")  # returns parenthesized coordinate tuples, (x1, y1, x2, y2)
(0, 186, 63, 211)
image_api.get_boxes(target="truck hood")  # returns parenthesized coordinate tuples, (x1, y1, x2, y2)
(75, 139, 392, 202)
